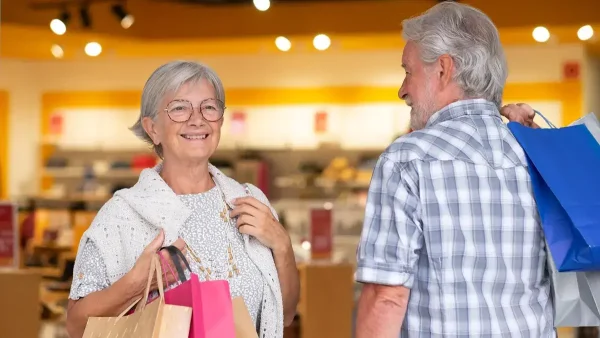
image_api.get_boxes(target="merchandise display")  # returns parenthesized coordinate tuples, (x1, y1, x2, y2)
(0, 1, 595, 336)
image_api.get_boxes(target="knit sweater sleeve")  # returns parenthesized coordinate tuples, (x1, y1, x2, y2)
(68, 239, 110, 300)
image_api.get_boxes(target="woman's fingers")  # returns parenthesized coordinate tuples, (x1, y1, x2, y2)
(172, 238, 187, 252)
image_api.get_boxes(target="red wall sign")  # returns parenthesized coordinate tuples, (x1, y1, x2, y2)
(0, 202, 18, 268)
(49, 113, 63, 135)
(314, 111, 328, 133)
(563, 61, 580, 80)
(230, 111, 247, 135)
(310, 208, 332, 259)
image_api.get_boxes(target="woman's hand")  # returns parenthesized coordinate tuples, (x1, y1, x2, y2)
(230, 197, 290, 253)
(125, 230, 187, 296)
(231, 197, 300, 327)
(500, 103, 540, 128)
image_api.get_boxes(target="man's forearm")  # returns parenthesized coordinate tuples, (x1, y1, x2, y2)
(273, 242, 300, 326)
(355, 283, 409, 338)
(66, 274, 140, 338)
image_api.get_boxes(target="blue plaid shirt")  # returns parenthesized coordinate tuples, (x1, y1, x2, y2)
(356, 99, 554, 337)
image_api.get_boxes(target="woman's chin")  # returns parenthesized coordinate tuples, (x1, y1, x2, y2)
(179, 149, 214, 163)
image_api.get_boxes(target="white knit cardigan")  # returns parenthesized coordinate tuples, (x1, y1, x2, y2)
(74, 163, 284, 338)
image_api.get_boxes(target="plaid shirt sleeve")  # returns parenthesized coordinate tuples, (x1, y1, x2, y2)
(355, 154, 424, 288)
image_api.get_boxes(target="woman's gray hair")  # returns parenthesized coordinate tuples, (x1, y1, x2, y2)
(402, 2, 508, 107)
(130, 61, 226, 158)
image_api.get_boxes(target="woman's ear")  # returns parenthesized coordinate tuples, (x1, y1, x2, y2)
(142, 117, 160, 145)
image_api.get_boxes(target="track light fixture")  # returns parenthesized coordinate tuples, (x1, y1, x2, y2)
(58, 10, 70, 25)
(80, 6, 92, 28)
(50, 9, 70, 35)
(35, 0, 135, 32)
(111, 3, 135, 29)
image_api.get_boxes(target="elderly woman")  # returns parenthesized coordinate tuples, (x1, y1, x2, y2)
(66, 61, 300, 338)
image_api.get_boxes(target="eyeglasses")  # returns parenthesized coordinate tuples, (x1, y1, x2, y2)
(164, 98, 225, 123)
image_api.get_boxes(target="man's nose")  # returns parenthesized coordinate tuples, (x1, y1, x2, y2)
(398, 83, 407, 100)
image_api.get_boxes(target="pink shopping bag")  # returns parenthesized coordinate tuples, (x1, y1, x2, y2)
(158, 245, 236, 338)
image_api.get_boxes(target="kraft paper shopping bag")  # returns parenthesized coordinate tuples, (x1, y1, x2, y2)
(82, 254, 192, 338)
(233, 297, 259, 338)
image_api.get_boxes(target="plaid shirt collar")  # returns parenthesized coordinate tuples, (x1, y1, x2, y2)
(426, 98, 500, 128)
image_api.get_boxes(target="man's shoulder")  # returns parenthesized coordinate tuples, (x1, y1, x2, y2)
(383, 125, 467, 164)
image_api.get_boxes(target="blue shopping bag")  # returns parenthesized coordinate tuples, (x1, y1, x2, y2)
(508, 115, 600, 272)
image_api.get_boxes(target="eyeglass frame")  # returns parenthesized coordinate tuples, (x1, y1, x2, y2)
(163, 98, 226, 123)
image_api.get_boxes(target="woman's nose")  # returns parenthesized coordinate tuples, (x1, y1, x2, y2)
(187, 107, 205, 126)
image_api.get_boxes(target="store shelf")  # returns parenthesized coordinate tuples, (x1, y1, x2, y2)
(42, 168, 140, 180)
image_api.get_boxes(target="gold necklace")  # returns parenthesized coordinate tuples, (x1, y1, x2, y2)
(185, 189, 240, 280)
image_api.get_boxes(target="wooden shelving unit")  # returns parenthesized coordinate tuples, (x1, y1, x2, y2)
(296, 262, 355, 338)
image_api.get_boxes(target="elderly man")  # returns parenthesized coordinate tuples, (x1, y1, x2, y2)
(355, 2, 554, 338)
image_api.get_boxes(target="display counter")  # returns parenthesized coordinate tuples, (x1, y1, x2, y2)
(295, 262, 355, 338)
(0, 269, 41, 338)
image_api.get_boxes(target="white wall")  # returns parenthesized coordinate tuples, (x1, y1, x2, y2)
(0, 60, 43, 196)
(50, 103, 413, 151)
(584, 54, 600, 116)
(0, 43, 588, 197)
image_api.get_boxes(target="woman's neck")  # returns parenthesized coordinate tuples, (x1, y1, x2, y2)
(159, 159, 215, 195)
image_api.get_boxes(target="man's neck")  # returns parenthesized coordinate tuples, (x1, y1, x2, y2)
(435, 86, 465, 112)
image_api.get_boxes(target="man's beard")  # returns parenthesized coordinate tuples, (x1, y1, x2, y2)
(407, 79, 436, 131)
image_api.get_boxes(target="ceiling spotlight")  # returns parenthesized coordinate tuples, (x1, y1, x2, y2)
(85, 42, 102, 57)
(313, 34, 331, 51)
(80, 6, 92, 28)
(275, 36, 291, 52)
(50, 11, 69, 35)
(532, 26, 550, 43)
(51, 44, 64, 59)
(578, 25, 594, 41)
(253, 0, 270, 11)
(111, 4, 135, 29)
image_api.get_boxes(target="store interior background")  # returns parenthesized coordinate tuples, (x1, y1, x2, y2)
(1, 0, 600, 337)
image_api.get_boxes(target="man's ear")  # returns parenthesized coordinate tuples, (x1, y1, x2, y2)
(142, 117, 160, 145)
(438, 54, 454, 88)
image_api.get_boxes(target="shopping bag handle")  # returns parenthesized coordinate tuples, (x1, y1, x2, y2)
(534, 109, 557, 129)
(158, 250, 178, 285)
(139, 255, 165, 311)
(116, 254, 165, 318)
(117, 296, 143, 318)
(162, 245, 193, 282)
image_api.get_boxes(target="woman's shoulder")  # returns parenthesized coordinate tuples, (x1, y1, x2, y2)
(86, 195, 138, 235)
(95, 194, 133, 219)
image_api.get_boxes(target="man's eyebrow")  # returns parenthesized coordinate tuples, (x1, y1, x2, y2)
(401, 63, 407, 69)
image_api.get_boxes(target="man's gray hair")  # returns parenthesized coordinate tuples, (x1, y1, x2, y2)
(402, 2, 508, 107)
(130, 60, 226, 158)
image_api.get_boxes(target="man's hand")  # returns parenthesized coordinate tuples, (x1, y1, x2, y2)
(500, 103, 540, 128)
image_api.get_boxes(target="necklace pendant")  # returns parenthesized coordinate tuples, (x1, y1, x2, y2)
(221, 206, 231, 222)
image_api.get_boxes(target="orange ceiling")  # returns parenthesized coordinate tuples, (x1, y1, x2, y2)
(3, 0, 600, 40)
(3, 23, 599, 61)
(2, 0, 600, 60)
